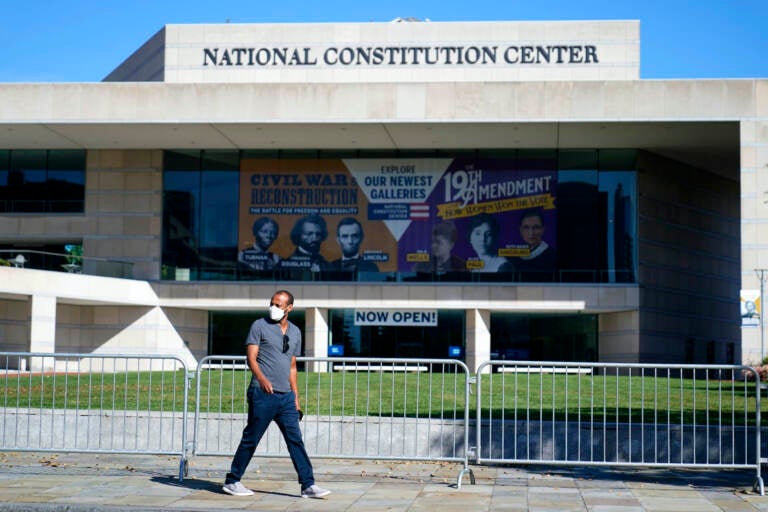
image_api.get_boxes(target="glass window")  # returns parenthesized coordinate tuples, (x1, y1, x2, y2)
(316, 149, 359, 159)
(556, 169, 602, 282)
(477, 149, 516, 158)
(165, 150, 202, 171)
(241, 149, 279, 159)
(209, 310, 306, 356)
(198, 170, 239, 279)
(490, 313, 598, 362)
(162, 150, 241, 280)
(0, 150, 84, 213)
(599, 171, 636, 282)
(518, 149, 557, 170)
(163, 170, 201, 275)
(395, 149, 440, 158)
(201, 150, 239, 170)
(599, 149, 637, 170)
(48, 150, 86, 212)
(0, 243, 81, 273)
(200, 171, 238, 248)
(161, 149, 637, 283)
(559, 149, 598, 170)
(209, 312, 255, 355)
(10, 150, 46, 212)
(436, 148, 476, 158)
(0, 150, 8, 212)
(201, 151, 239, 279)
(356, 149, 400, 159)
(277, 149, 318, 159)
(48, 149, 86, 171)
(328, 309, 464, 359)
(556, 149, 637, 283)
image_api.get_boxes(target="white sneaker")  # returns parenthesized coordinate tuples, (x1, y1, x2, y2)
(223, 481, 254, 496)
(301, 484, 331, 499)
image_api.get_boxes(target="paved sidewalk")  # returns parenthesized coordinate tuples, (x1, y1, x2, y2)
(0, 451, 767, 511)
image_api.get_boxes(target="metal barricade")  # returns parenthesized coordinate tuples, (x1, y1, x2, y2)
(5, 353, 762, 492)
(193, 356, 475, 487)
(0, 352, 190, 480)
(475, 361, 764, 494)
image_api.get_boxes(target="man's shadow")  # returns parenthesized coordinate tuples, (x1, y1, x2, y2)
(149, 476, 297, 498)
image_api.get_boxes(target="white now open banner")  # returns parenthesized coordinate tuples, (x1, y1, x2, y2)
(354, 309, 437, 326)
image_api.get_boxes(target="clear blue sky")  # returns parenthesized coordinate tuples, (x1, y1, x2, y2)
(1, 0, 765, 82)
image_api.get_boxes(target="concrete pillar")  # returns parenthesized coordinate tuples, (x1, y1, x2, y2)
(29, 294, 57, 372)
(598, 310, 640, 363)
(304, 307, 329, 372)
(465, 308, 491, 374)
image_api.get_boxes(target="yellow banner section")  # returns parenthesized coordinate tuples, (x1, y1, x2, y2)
(407, 252, 430, 262)
(466, 259, 485, 270)
(499, 247, 530, 257)
(437, 193, 555, 220)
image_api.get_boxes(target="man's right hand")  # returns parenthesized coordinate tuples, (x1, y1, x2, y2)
(258, 377, 273, 394)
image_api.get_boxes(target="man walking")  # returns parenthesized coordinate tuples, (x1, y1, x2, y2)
(223, 289, 331, 499)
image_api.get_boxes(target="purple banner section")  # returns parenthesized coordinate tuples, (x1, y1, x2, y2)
(398, 159, 557, 274)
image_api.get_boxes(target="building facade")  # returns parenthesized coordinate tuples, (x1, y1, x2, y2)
(0, 20, 765, 372)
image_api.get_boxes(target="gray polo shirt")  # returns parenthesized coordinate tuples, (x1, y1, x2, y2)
(245, 317, 302, 393)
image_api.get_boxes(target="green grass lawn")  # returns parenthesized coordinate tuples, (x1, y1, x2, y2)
(1, 369, 762, 426)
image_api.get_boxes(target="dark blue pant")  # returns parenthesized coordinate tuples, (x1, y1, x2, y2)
(225, 385, 315, 489)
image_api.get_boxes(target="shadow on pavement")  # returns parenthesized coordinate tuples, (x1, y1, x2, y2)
(150, 475, 222, 492)
(149, 475, 301, 498)
(504, 464, 759, 491)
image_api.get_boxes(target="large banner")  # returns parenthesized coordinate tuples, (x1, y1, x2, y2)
(238, 158, 557, 276)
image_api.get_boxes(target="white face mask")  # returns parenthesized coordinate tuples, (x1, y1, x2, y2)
(269, 305, 285, 322)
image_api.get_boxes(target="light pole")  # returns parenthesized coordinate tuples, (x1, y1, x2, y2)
(757, 269, 768, 364)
